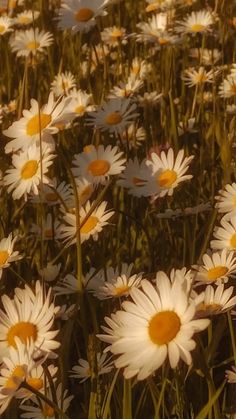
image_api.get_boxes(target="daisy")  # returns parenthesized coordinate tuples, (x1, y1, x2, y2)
(72, 144, 126, 185)
(178, 117, 196, 136)
(85, 263, 135, 293)
(176, 10, 214, 35)
(10, 28, 53, 57)
(58, 0, 108, 33)
(193, 249, 236, 285)
(189, 48, 221, 65)
(87, 98, 139, 135)
(218, 75, 236, 98)
(225, 366, 236, 383)
(210, 216, 236, 251)
(67, 88, 95, 117)
(39, 263, 61, 282)
(121, 123, 146, 148)
(182, 67, 217, 87)
(59, 200, 114, 246)
(4, 93, 71, 153)
(53, 274, 77, 296)
(117, 157, 152, 197)
(70, 353, 113, 383)
(30, 178, 73, 207)
(215, 183, 236, 219)
(93, 272, 143, 299)
(145, 148, 194, 197)
(0, 16, 13, 35)
(50, 71, 76, 97)
(195, 284, 236, 317)
(0, 339, 37, 414)
(108, 77, 144, 99)
(138, 91, 163, 106)
(75, 177, 94, 207)
(16, 364, 57, 400)
(30, 213, 61, 241)
(14, 10, 40, 26)
(0, 234, 22, 279)
(101, 26, 127, 47)
(0, 281, 60, 358)
(98, 272, 209, 380)
(130, 57, 150, 80)
(20, 383, 73, 418)
(4, 144, 54, 200)
(136, 13, 168, 41)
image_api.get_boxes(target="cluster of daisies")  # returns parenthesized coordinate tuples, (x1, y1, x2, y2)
(0, 0, 236, 416)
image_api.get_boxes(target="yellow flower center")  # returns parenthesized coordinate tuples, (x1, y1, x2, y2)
(18, 16, 31, 24)
(158, 38, 170, 45)
(7, 322, 38, 348)
(79, 185, 93, 205)
(80, 216, 98, 234)
(148, 311, 181, 345)
(115, 285, 130, 296)
(230, 233, 236, 248)
(146, 3, 159, 12)
(232, 17, 236, 27)
(27, 377, 43, 390)
(88, 159, 110, 176)
(45, 192, 58, 202)
(44, 229, 53, 239)
(197, 302, 222, 314)
(207, 266, 228, 281)
(0, 25, 6, 34)
(21, 160, 38, 180)
(105, 111, 122, 125)
(111, 28, 123, 38)
(190, 23, 205, 32)
(230, 84, 236, 95)
(26, 40, 40, 50)
(0, 250, 9, 266)
(75, 8, 94, 22)
(75, 105, 86, 115)
(132, 177, 146, 186)
(26, 113, 52, 136)
(196, 73, 207, 83)
(43, 404, 55, 417)
(157, 170, 177, 188)
(4, 366, 25, 391)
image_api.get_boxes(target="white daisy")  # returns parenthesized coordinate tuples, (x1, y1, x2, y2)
(182, 66, 218, 87)
(59, 200, 114, 246)
(117, 157, 152, 197)
(193, 249, 236, 285)
(72, 144, 126, 185)
(93, 273, 143, 299)
(215, 183, 236, 219)
(189, 48, 221, 65)
(87, 98, 139, 135)
(0, 281, 60, 359)
(226, 365, 236, 383)
(218, 74, 236, 98)
(0, 234, 22, 279)
(75, 177, 94, 207)
(30, 178, 73, 208)
(85, 263, 135, 293)
(53, 274, 77, 296)
(138, 91, 163, 107)
(70, 353, 113, 383)
(176, 10, 214, 35)
(10, 28, 53, 57)
(145, 148, 194, 197)
(0, 16, 14, 35)
(16, 364, 57, 401)
(58, 0, 109, 33)
(67, 88, 95, 117)
(50, 71, 76, 97)
(101, 26, 127, 47)
(210, 216, 236, 251)
(4, 93, 72, 153)
(195, 284, 236, 316)
(14, 10, 40, 26)
(4, 144, 54, 200)
(98, 272, 209, 380)
(30, 213, 61, 241)
(121, 123, 146, 148)
(108, 77, 144, 99)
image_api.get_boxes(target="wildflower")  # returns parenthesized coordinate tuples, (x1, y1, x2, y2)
(117, 157, 152, 197)
(101, 26, 127, 47)
(226, 366, 236, 383)
(189, 48, 221, 65)
(67, 88, 95, 117)
(0, 234, 22, 279)
(176, 10, 214, 35)
(71, 353, 113, 382)
(219, 75, 236, 98)
(39, 263, 61, 282)
(182, 67, 217, 87)
(14, 10, 40, 26)
(215, 183, 236, 219)
(193, 249, 236, 285)
(30, 213, 61, 241)
(211, 216, 236, 251)
(121, 123, 146, 148)
(0, 16, 14, 35)
(98, 273, 209, 380)
(195, 284, 236, 316)
(10, 28, 53, 57)
(50, 71, 76, 97)
(108, 77, 144, 99)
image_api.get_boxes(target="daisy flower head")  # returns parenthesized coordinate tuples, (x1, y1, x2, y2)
(0, 16, 14, 35)
(92, 270, 143, 300)
(53, 274, 77, 296)
(30, 178, 73, 207)
(226, 365, 236, 383)
(59, 200, 114, 246)
(4, 144, 54, 200)
(67, 88, 95, 117)
(58, 0, 109, 34)
(176, 10, 214, 35)
(16, 363, 57, 401)
(75, 177, 94, 207)
(195, 284, 236, 317)
(98, 272, 209, 380)
(87, 98, 139, 135)
(136, 13, 168, 41)
(121, 123, 146, 149)
(39, 263, 61, 282)
(10, 28, 53, 58)
(218, 75, 236, 98)
(101, 25, 127, 47)
(72, 144, 126, 185)
(117, 157, 152, 197)
(14, 10, 40, 26)
(30, 213, 61, 241)
(108, 77, 144, 99)
(4, 93, 71, 153)
(0, 234, 22, 279)
(182, 66, 217, 87)
(130, 57, 150, 80)
(189, 48, 221, 65)
(0, 280, 60, 359)
(193, 249, 236, 285)
(71, 353, 113, 383)
(210, 216, 236, 251)
(215, 183, 236, 219)
(50, 71, 76, 97)
(0, 338, 37, 414)
(145, 148, 194, 198)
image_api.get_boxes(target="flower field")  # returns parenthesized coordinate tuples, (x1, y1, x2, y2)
(0, 0, 236, 417)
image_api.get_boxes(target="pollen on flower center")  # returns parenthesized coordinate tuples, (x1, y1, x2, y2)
(26, 113, 52, 136)
(80, 216, 98, 234)
(75, 8, 94, 22)
(105, 112, 122, 125)
(21, 160, 38, 180)
(115, 285, 130, 296)
(88, 159, 110, 176)
(158, 38, 169, 45)
(112, 29, 123, 38)
(27, 377, 43, 390)
(4, 366, 25, 391)
(157, 169, 177, 188)
(75, 105, 86, 115)
(18, 16, 31, 24)
(230, 84, 236, 94)
(148, 311, 181, 345)
(7, 321, 38, 348)
(0, 250, 9, 266)
(190, 23, 205, 32)
(230, 233, 236, 248)
(79, 185, 93, 204)
(44, 229, 53, 239)
(43, 404, 55, 417)
(207, 266, 228, 281)
(0, 25, 5, 33)
(26, 40, 40, 50)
